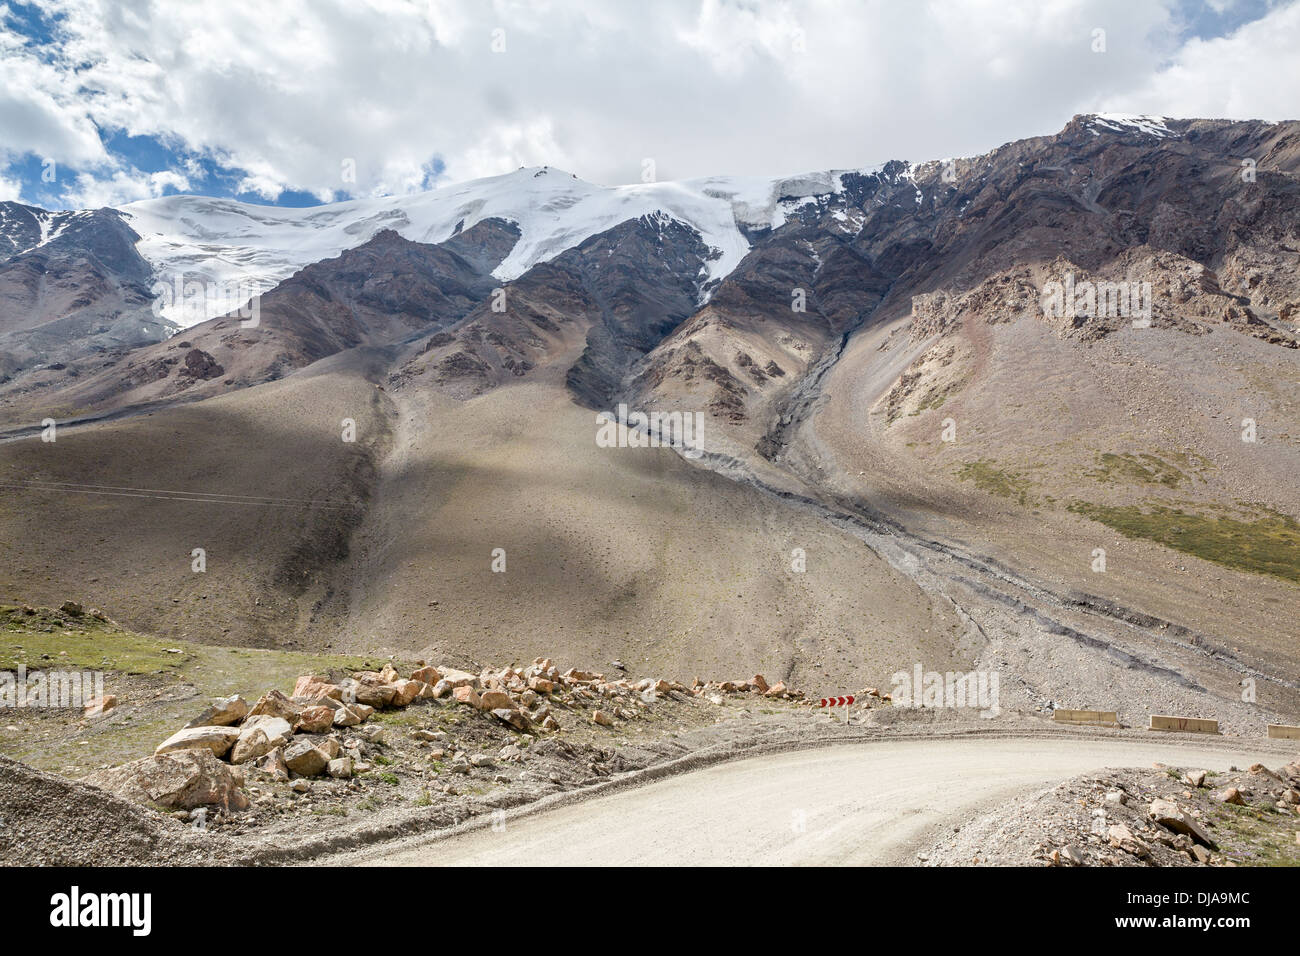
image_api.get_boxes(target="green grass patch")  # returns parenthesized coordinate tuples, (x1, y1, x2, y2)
(0, 605, 187, 674)
(1212, 802, 1300, 866)
(1068, 503, 1300, 585)
(0, 603, 410, 775)
(956, 460, 1033, 505)
(1, 603, 390, 689)
(914, 381, 961, 414)
(1087, 452, 1191, 488)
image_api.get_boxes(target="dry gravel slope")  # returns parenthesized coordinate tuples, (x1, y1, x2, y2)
(328, 371, 965, 691)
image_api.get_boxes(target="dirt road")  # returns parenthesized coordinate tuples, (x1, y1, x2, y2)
(349, 736, 1285, 866)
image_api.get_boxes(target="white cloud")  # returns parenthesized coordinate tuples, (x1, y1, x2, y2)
(0, 21, 110, 168)
(1102, 1, 1300, 120)
(1, 0, 1297, 208)
(63, 167, 192, 208)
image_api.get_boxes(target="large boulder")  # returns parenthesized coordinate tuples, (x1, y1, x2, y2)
(296, 705, 335, 733)
(332, 705, 363, 727)
(411, 666, 441, 685)
(243, 715, 292, 742)
(85, 749, 249, 811)
(1107, 824, 1150, 859)
(292, 675, 343, 701)
(478, 690, 515, 712)
(229, 716, 293, 764)
(183, 694, 249, 729)
(493, 708, 531, 731)
(82, 695, 117, 720)
(284, 740, 330, 777)
(230, 729, 272, 765)
(258, 747, 289, 782)
(438, 668, 480, 689)
(155, 725, 241, 758)
(453, 686, 481, 708)
(389, 679, 422, 708)
(293, 694, 344, 711)
(1149, 799, 1218, 849)
(350, 680, 396, 708)
(246, 690, 303, 724)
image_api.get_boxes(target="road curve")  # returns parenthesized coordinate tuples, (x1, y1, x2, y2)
(353, 737, 1286, 866)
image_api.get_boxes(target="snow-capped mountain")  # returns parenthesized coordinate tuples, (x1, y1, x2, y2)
(0, 202, 176, 379)
(117, 165, 877, 327)
(115, 114, 1189, 330)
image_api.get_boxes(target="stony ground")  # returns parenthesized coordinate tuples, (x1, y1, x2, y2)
(0, 755, 215, 865)
(0, 684, 899, 865)
(923, 757, 1300, 867)
(0, 602, 844, 864)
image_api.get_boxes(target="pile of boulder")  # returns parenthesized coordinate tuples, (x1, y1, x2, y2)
(692, 673, 800, 704)
(400, 660, 801, 727)
(86, 659, 805, 813)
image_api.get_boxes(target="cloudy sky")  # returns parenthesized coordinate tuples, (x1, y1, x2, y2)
(1, 0, 1297, 209)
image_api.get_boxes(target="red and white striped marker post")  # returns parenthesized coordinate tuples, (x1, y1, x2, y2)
(819, 694, 855, 722)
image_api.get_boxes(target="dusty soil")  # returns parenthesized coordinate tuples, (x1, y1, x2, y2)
(333, 372, 966, 694)
(0, 358, 967, 696)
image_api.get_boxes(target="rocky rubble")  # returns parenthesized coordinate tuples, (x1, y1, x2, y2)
(923, 757, 1300, 867)
(0, 755, 213, 866)
(85, 658, 803, 815)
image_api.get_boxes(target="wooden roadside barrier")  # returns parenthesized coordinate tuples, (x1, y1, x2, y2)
(1149, 714, 1219, 734)
(1052, 708, 1119, 727)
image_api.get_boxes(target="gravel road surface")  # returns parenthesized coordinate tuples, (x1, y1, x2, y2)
(350, 735, 1285, 866)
